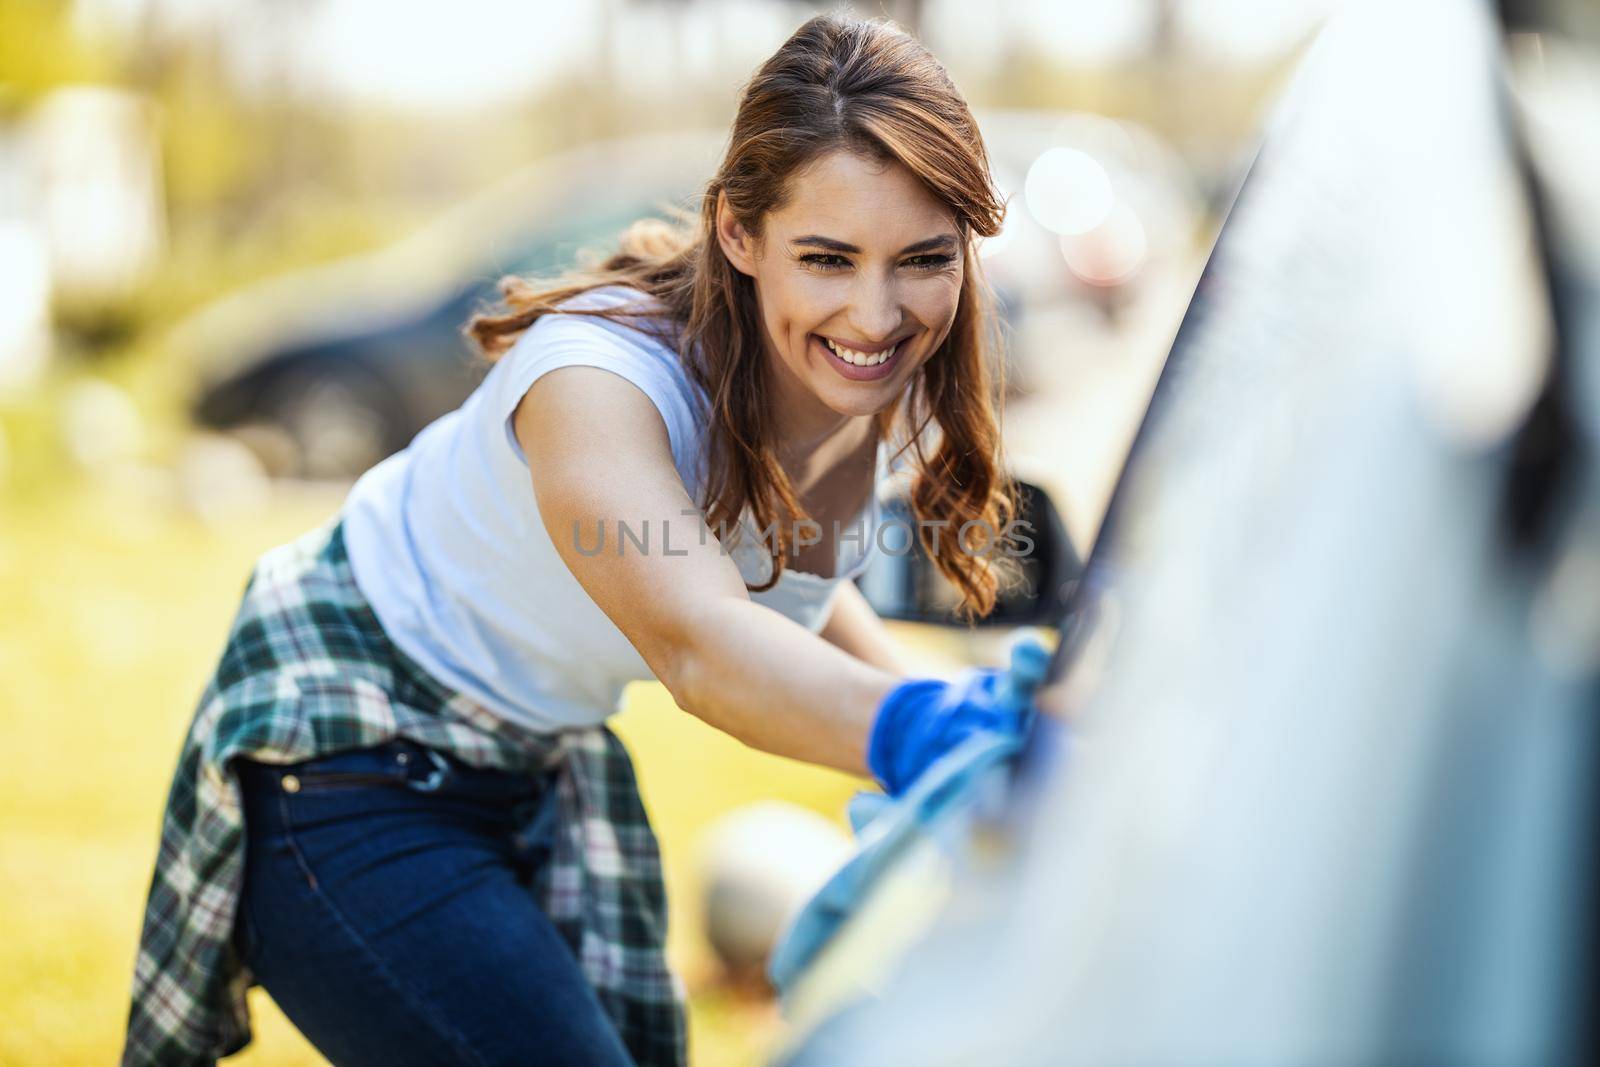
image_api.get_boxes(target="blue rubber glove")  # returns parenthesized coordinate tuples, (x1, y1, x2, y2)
(866, 633, 1051, 798)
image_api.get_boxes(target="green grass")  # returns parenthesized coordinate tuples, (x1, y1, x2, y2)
(0, 480, 865, 1066)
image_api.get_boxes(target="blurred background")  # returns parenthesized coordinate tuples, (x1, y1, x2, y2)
(0, 1, 1333, 1063)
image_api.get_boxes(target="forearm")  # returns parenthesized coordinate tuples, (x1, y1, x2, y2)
(666, 597, 900, 777)
(818, 580, 912, 676)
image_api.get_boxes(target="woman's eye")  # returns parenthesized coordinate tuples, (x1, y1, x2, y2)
(799, 253, 956, 271)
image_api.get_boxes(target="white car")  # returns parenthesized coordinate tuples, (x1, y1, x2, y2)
(771, 2, 1600, 1063)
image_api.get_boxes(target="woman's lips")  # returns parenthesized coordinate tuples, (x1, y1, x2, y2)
(811, 333, 903, 382)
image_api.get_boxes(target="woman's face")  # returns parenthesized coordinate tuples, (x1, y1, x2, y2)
(717, 148, 965, 435)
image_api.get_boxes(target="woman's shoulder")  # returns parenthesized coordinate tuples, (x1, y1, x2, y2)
(493, 283, 709, 482)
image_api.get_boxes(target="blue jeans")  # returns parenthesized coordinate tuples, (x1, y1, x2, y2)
(234, 738, 637, 1067)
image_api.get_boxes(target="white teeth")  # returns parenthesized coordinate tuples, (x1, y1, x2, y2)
(822, 337, 898, 367)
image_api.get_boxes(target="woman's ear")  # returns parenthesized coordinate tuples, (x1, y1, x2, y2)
(716, 189, 759, 278)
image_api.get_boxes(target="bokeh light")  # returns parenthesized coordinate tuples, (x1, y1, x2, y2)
(1024, 146, 1115, 236)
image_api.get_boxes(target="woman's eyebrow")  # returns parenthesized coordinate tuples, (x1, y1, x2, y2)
(791, 234, 958, 255)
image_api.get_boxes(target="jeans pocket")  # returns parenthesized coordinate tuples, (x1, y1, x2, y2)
(291, 769, 411, 792)
(287, 742, 416, 793)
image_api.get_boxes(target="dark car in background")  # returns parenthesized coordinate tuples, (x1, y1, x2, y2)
(178, 131, 725, 479)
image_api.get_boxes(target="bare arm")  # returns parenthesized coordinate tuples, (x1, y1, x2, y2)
(513, 366, 898, 777)
(819, 579, 912, 677)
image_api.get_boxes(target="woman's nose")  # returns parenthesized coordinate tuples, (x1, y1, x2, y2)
(847, 278, 904, 343)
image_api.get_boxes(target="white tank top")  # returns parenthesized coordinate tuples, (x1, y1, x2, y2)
(340, 284, 888, 733)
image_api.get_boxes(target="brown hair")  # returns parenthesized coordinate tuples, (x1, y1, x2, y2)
(466, 12, 1020, 621)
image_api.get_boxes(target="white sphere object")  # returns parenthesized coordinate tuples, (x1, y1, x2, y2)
(696, 801, 854, 973)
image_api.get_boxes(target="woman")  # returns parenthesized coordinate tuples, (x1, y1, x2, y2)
(121, 13, 1041, 1067)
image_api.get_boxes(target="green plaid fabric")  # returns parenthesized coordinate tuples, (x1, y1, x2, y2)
(119, 514, 687, 1066)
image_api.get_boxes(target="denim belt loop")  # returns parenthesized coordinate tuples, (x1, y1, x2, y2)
(404, 746, 453, 793)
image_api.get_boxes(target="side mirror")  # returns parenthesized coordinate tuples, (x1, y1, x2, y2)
(856, 479, 1081, 628)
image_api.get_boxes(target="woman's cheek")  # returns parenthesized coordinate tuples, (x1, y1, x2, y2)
(917, 275, 962, 330)
(791, 273, 839, 306)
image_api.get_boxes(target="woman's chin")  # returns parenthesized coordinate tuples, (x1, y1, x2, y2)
(811, 382, 898, 419)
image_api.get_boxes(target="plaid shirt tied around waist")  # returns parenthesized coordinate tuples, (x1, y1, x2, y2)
(120, 515, 687, 1066)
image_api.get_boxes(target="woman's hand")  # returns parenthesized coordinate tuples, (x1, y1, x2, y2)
(866, 633, 1052, 796)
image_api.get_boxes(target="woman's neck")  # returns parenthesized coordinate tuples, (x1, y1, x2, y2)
(775, 411, 876, 493)
(763, 336, 879, 490)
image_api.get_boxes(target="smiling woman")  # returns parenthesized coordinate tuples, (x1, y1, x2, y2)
(122, 13, 1045, 1067)
(726, 152, 964, 396)
(470, 18, 1019, 610)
